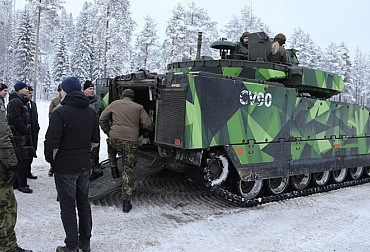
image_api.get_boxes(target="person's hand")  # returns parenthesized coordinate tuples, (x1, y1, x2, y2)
(7, 166, 17, 186)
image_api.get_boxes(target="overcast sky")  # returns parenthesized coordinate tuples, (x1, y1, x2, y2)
(16, 0, 369, 56)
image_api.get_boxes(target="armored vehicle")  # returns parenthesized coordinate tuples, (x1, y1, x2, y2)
(91, 32, 370, 206)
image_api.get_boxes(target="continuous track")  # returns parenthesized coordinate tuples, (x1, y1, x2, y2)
(93, 167, 370, 209)
(203, 165, 370, 207)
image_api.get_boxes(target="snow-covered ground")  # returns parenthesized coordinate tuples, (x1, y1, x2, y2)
(13, 100, 370, 252)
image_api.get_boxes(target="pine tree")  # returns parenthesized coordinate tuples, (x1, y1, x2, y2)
(185, 2, 218, 60)
(14, 10, 36, 84)
(223, 5, 272, 42)
(72, 2, 94, 81)
(163, 3, 187, 64)
(290, 27, 320, 68)
(52, 34, 69, 84)
(133, 15, 161, 72)
(0, 0, 14, 84)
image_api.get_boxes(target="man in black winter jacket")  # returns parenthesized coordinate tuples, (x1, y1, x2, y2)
(25, 86, 39, 180)
(7, 81, 36, 194)
(44, 76, 100, 252)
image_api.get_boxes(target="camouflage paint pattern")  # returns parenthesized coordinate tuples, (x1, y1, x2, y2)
(172, 65, 287, 82)
(0, 163, 17, 252)
(157, 72, 370, 179)
(108, 137, 138, 200)
(287, 66, 345, 94)
(170, 60, 343, 97)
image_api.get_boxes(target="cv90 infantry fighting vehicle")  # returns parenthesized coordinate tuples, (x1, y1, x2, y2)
(92, 32, 370, 206)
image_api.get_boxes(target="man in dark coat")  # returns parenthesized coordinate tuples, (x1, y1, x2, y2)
(44, 76, 100, 252)
(7, 81, 35, 194)
(25, 86, 39, 180)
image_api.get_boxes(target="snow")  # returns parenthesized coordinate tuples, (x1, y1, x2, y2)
(13, 100, 370, 252)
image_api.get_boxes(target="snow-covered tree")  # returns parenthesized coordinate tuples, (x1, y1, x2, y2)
(52, 34, 70, 84)
(72, 2, 94, 81)
(349, 48, 367, 105)
(289, 27, 321, 68)
(14, 11, 36, 84)
(133, 15, 162, 72)
(0, 0, 14, 84)
(163, 3, 187, 63)
(94, 0, 136, 77)
(163, 2, 218, 66)
(223, 6, 272, 42)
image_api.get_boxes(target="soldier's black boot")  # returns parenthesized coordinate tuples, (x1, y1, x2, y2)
(78, 240, 91, 252)
(111, 167, 119, 178)
(55, 246, 78, 252)
(122, 200, 132, 213)
(13, 246, 33, 252)
(89, 170, 103, 181)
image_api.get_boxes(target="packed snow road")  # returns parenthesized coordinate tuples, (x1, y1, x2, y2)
(12, 101, 370, 252)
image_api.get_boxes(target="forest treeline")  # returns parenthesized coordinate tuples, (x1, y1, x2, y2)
(0, 0, 369, 105)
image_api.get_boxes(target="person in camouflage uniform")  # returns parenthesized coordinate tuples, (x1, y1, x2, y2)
(268, 33, 288, 64)
(0, 84, 32, 252)
(233, 31, 249, 59)
(83, 80, 104, 181)
(99, 88, 153, 213)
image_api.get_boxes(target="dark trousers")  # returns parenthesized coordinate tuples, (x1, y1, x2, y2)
(25, 157, 34, 176)
(54, 170, 92, 248)
(16, 158, 31, 188)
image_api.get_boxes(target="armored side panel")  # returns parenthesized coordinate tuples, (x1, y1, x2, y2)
(155, 72, 370, 180)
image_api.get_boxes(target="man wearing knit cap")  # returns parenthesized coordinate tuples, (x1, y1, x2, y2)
(44, 76, 100, 252)
(7, 81, 35, 194)
(83, 80, 104, 181)
(99, 88, 153, 213)
(233, 31, 249, 59)
(0, 84, 9, 106)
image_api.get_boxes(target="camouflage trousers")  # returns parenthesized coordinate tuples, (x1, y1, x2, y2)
(107, 137, 138, 201)
(90, 145, 100, 171)
(0, 163, 18, 252)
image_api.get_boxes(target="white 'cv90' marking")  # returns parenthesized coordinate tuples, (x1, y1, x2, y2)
(240, 90, 272, 107)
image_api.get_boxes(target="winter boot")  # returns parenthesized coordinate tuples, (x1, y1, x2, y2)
(78, 240, 91, 252)
(13, 246, 33, 252)
(55, 246, 78, 252)
(111, 167, 120, 178)
(89, 170, 103, 181)
(122, 200, 132, 213)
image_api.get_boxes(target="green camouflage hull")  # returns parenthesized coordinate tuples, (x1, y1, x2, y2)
(155, 72, 370, 180)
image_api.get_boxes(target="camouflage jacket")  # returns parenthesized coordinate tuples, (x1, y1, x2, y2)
(268, 41, 288, 64)
(88, 94, 104, 119)
(0, 98, 17, 168)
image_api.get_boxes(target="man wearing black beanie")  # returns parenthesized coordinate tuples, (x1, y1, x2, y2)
(7, 81, 35, 194)
(45, 76, 100, 252)
(83, 80, 104, 181)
